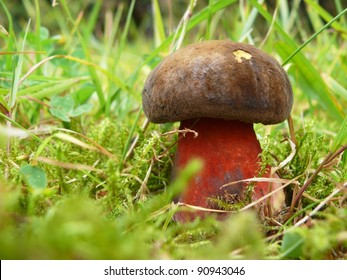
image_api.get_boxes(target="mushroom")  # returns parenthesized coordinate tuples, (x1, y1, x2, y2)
(142, 40, 293, 222)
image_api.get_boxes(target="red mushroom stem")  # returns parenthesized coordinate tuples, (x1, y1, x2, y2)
(173, 117, 282, 222)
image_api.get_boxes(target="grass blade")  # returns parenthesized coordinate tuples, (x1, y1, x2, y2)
(331, 114, 347, 152)
(323, 74, 347, 102)
(0, 0, 15, 69)
(18, 77, 88, 99)
(152, 0, 166, 47)
(113, 0, 136, 66)
(9, 19, 31, 111)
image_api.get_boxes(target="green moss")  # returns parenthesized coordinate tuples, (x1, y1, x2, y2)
(260, 122, 339, 208)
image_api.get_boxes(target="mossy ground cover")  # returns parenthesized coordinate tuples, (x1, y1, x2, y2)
(0, 0, 346, 259)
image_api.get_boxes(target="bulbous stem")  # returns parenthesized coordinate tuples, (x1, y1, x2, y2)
(173, 118, 283, 222)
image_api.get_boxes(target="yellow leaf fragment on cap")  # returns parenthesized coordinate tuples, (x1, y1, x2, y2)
(233, 49, 252, 63)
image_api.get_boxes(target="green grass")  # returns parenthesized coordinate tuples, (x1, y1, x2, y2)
(0, 0, 347, 259)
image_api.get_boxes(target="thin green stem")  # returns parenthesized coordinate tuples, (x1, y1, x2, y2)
(282, 8, 347, 66)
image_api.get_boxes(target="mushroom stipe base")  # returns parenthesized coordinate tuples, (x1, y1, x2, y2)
(172, 118, 284, 223)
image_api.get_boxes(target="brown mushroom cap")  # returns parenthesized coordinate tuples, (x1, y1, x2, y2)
(142, 40, 293, 125)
